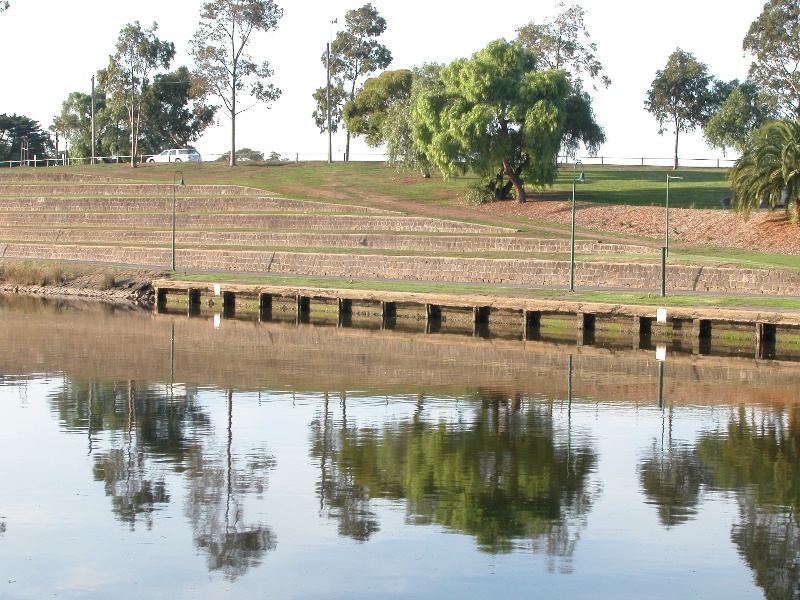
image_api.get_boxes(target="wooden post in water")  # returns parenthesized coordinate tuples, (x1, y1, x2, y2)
(259, 293, 272, 321)
(222, 291, 236, 319)
(337, 298, 352, 328)
(756, 322, 777, 359)
(381, 301, 396, 330)
(524, 310, 542, 340)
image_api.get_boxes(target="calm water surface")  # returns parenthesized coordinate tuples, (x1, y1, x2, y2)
(1, 295, 798, 599)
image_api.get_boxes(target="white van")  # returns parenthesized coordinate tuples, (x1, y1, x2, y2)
(147, 148, 202, 163)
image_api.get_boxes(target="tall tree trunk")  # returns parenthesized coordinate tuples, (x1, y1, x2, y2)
(230, 90, 237, 167)
(345, 131, 351, 162)
(503, 159, 527, 203)
(673, 118, 680, 170)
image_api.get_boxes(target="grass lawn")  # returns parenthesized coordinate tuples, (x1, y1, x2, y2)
(32, 161, 733, 209)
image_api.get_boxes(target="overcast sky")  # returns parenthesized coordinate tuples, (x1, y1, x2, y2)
(0, 0, 767, 164)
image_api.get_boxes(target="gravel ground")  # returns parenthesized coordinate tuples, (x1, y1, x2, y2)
(475, 199, 800, 255)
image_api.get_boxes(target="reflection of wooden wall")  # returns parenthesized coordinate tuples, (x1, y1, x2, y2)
(1, 294, 798, 406)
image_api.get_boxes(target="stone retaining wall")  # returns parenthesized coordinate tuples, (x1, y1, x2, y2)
(0, 212, 515, 233)
(0, 228, 658, 255)
(0, 196, 392, 214)
(0, 184, 268, 196)
(2, 243, 797, 295)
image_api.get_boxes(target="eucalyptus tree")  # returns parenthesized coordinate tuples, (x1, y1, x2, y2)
(101, 21, 175, 167)
(516, 3, 609, 158)
(412, 39, 570, 203)
(744, 0, 800, 118)
(728, 118, 800, 224)
(644, 48, 716, 170)
(312, 3, 392, 161)
(703, 81, 776, 154)
(191, 0, 283, 167)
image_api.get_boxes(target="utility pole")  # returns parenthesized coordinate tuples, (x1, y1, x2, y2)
(326, 42, 332, 163)
(91, 75, 96, 165)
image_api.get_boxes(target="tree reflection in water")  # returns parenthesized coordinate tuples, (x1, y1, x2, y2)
(49, 380, 277, 580)
(638, 406, 705, 528)
(186, 390, 277, 581)
(639, 403, 800, 599)
(696, 405, 800, 600)
(310, 390, 598, 569)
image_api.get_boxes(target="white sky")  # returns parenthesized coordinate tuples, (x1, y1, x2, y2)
(0, 0, 766, 164)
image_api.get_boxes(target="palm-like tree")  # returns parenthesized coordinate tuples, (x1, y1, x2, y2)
(729, 119, 800, 224)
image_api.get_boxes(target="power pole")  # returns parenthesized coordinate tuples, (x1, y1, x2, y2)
(91, 75, 96, 165)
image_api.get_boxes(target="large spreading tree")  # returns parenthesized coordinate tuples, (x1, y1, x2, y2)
(102, 21, 175, 167)
(312, 3, 392, 161)
(191, 0, 283, 167)
(644, 48, 717, 170)
(412, 39, 570, 203)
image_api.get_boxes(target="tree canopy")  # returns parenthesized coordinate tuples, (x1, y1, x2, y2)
(516, 3, 610, 91)
(704, 80, 776, 154)
(644, 48, 717, 170)
(342, 69, 412, 146)
(312, 3, 392, 161)
(412, 39, 570, 203)
(191, 0, 283, 167)
(102, 21, 175, 167)
(744, 0, 800, 118)
(0, 114, 51, 163)
(516, 3, 608, 158)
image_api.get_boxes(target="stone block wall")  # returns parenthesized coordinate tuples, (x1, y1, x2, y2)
(2, 243, 798, 295)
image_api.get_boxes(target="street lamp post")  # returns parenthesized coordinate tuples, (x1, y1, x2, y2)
(665, 175, 683, 256)
(569, 160, 583, 292)
(172, 170, 185, 271)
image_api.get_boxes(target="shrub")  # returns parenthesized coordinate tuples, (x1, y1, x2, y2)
(464, 184, 494, 205)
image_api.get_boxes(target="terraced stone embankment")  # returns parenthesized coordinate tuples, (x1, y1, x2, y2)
(0, 173, 797, 294)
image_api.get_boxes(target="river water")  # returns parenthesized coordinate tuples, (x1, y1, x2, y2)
(1, 294, 798, 599)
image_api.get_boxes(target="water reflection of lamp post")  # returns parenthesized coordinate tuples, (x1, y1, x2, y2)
(569, 161, 584, 292)
(172, 171, 185, 271)
(665, 175, 683, 256)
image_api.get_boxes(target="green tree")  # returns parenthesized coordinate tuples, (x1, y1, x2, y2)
(343, 69, 412, 146)
(412, 39, 570, 203)
(704, 80, 777, 154)
(312, 3, 392, 161)
(644, 48, 717, 170)
(139, 66, 217, 153)
(344, 65, 437, 177)
(744, 0, 800, 118)
(516, 3, 610, 90)
(101, 21, 175, 167)
(191, 0, 283, 167)
(214, 147, 264, 162)
(516, 3, 609, 158)
(728, 118, 800, 224)
(0, 114, 52, 163)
